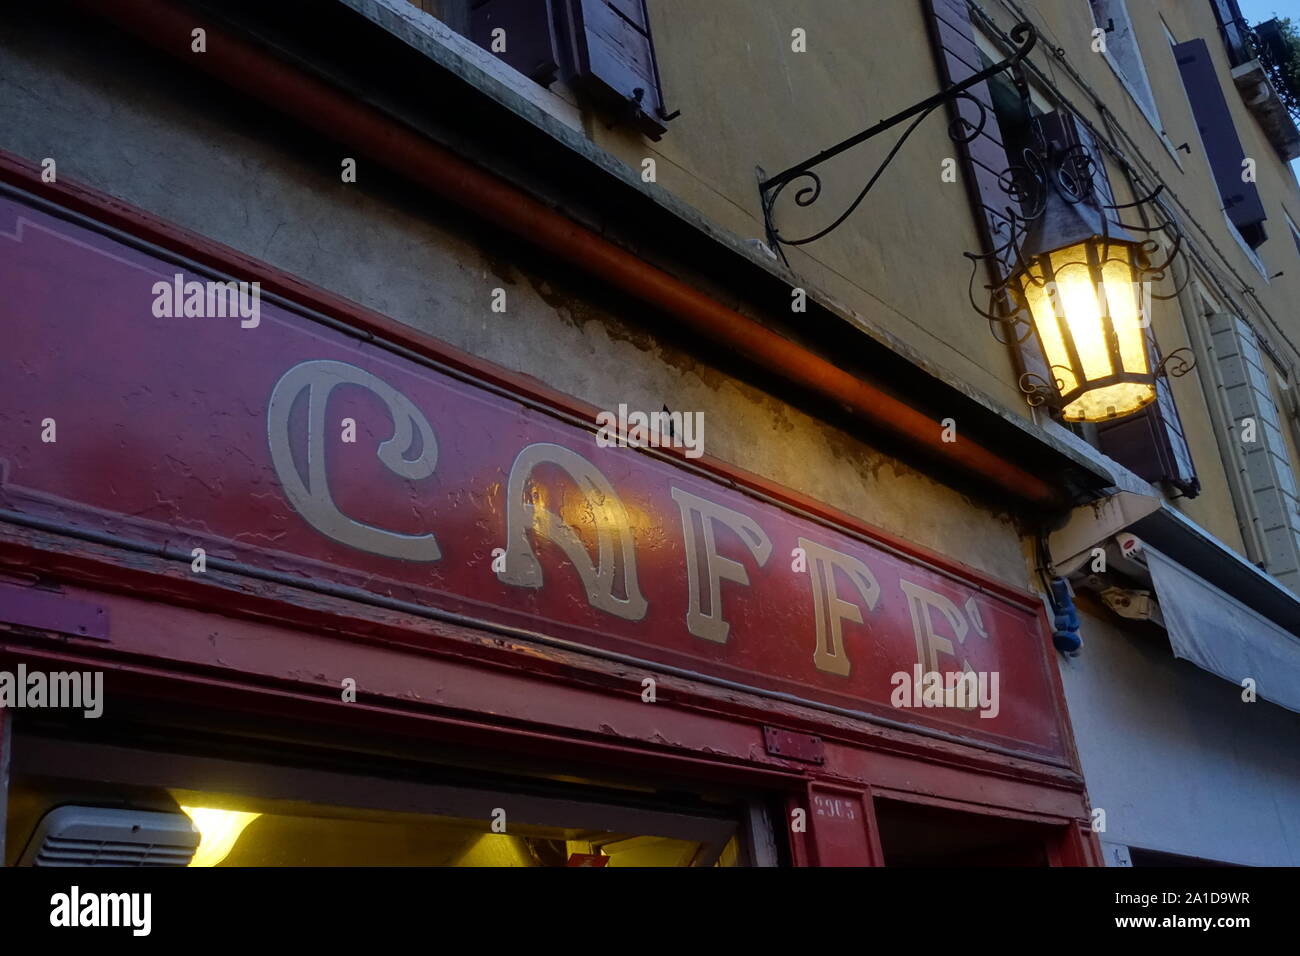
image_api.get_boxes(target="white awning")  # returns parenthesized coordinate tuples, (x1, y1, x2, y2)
(1146, 545, 1300, 714)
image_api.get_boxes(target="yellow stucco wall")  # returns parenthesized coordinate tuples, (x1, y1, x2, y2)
(560, 0, 1300, 569)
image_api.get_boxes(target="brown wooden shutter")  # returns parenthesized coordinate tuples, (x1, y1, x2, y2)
(1096, 386, 1200, 496)
(470, 0, 564, 86)
(1152, 371, 1200, 495)
(559, 0, 670, 139)
(923, 0, 1052, 393)
(1174, 37, 1267, 246)
(1096, 339, 1201, 497)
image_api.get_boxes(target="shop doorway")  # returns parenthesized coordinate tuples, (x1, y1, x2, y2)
(4, 712, 766, 867)
(874, 797, 1061, 866)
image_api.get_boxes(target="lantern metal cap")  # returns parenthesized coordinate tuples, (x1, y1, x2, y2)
(1019, 186, 1139, 264)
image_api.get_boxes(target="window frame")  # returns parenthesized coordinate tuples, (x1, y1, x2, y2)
(1285, 207, 1300, 258)
(1088, 0, 1186, 168)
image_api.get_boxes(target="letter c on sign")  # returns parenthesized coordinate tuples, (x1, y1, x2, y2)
(267, 359, 440, 560)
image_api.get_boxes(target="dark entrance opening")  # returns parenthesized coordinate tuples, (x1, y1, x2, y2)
(875, 798, 1057, 866)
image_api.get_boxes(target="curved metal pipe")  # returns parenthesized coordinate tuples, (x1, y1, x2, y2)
(75, 0, 1063, 508)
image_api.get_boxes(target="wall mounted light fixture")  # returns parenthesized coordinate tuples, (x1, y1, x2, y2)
(757, 21, 1194, 423)
(971, 114, 1195, 422)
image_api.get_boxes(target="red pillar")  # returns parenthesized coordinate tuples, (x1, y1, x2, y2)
(789, 783, 885, 867)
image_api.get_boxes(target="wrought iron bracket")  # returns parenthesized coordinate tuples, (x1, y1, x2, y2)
(1019, 371, 1063, 408)
(757, 21, 1037, 260)
(1154, 347, 1196, 380)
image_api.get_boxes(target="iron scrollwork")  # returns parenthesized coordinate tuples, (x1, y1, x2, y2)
(1155, 347, 1196, 380)
(758, 22, 1038, 256)
(1020, 371, 1067, 407)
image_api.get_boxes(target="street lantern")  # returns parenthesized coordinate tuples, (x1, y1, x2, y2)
(1013, 191, 1156, 422)
(755, 22, 1193, 422)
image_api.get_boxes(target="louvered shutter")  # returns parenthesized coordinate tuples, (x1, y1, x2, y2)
(923, 0, 1052, 393)
(559, 0, 669, 138)
(1096, 330, 1202, 496)
(1151, 367, 1200, 495)
(1096, 364, 1200, 496)
(1174, 38, 1267, 245)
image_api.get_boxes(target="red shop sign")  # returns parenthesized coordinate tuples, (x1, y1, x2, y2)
(0, 195, 1070, 762)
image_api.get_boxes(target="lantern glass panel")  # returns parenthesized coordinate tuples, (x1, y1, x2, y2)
(1049, 244, 1112, 381)
(1064, 380, 1155, 421)
(1019, 240, 1157, 422)
(1021, 263, 1079, 396)
(1100, 249, 1149, 376)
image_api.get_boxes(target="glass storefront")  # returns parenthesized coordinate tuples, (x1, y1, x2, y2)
(3, 710, 752, 868)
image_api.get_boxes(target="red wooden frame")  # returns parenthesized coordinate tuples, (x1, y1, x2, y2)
(0, 152, 1100, 866)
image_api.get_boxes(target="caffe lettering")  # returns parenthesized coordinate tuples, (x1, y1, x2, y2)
(268, 359, 989, 679)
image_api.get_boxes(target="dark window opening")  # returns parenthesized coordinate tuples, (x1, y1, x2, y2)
(1210, 0, 1255, 68)
(408, 0, 673, 139)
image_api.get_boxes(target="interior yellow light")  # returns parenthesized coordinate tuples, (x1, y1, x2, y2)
(180, 806, 261, 867)
(1019, 238, 1156, 422)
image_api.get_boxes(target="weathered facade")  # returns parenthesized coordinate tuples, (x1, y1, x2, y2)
(0, 0, 1297, 866)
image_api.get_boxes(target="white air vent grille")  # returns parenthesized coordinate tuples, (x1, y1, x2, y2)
(21, 806, 199, 867)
